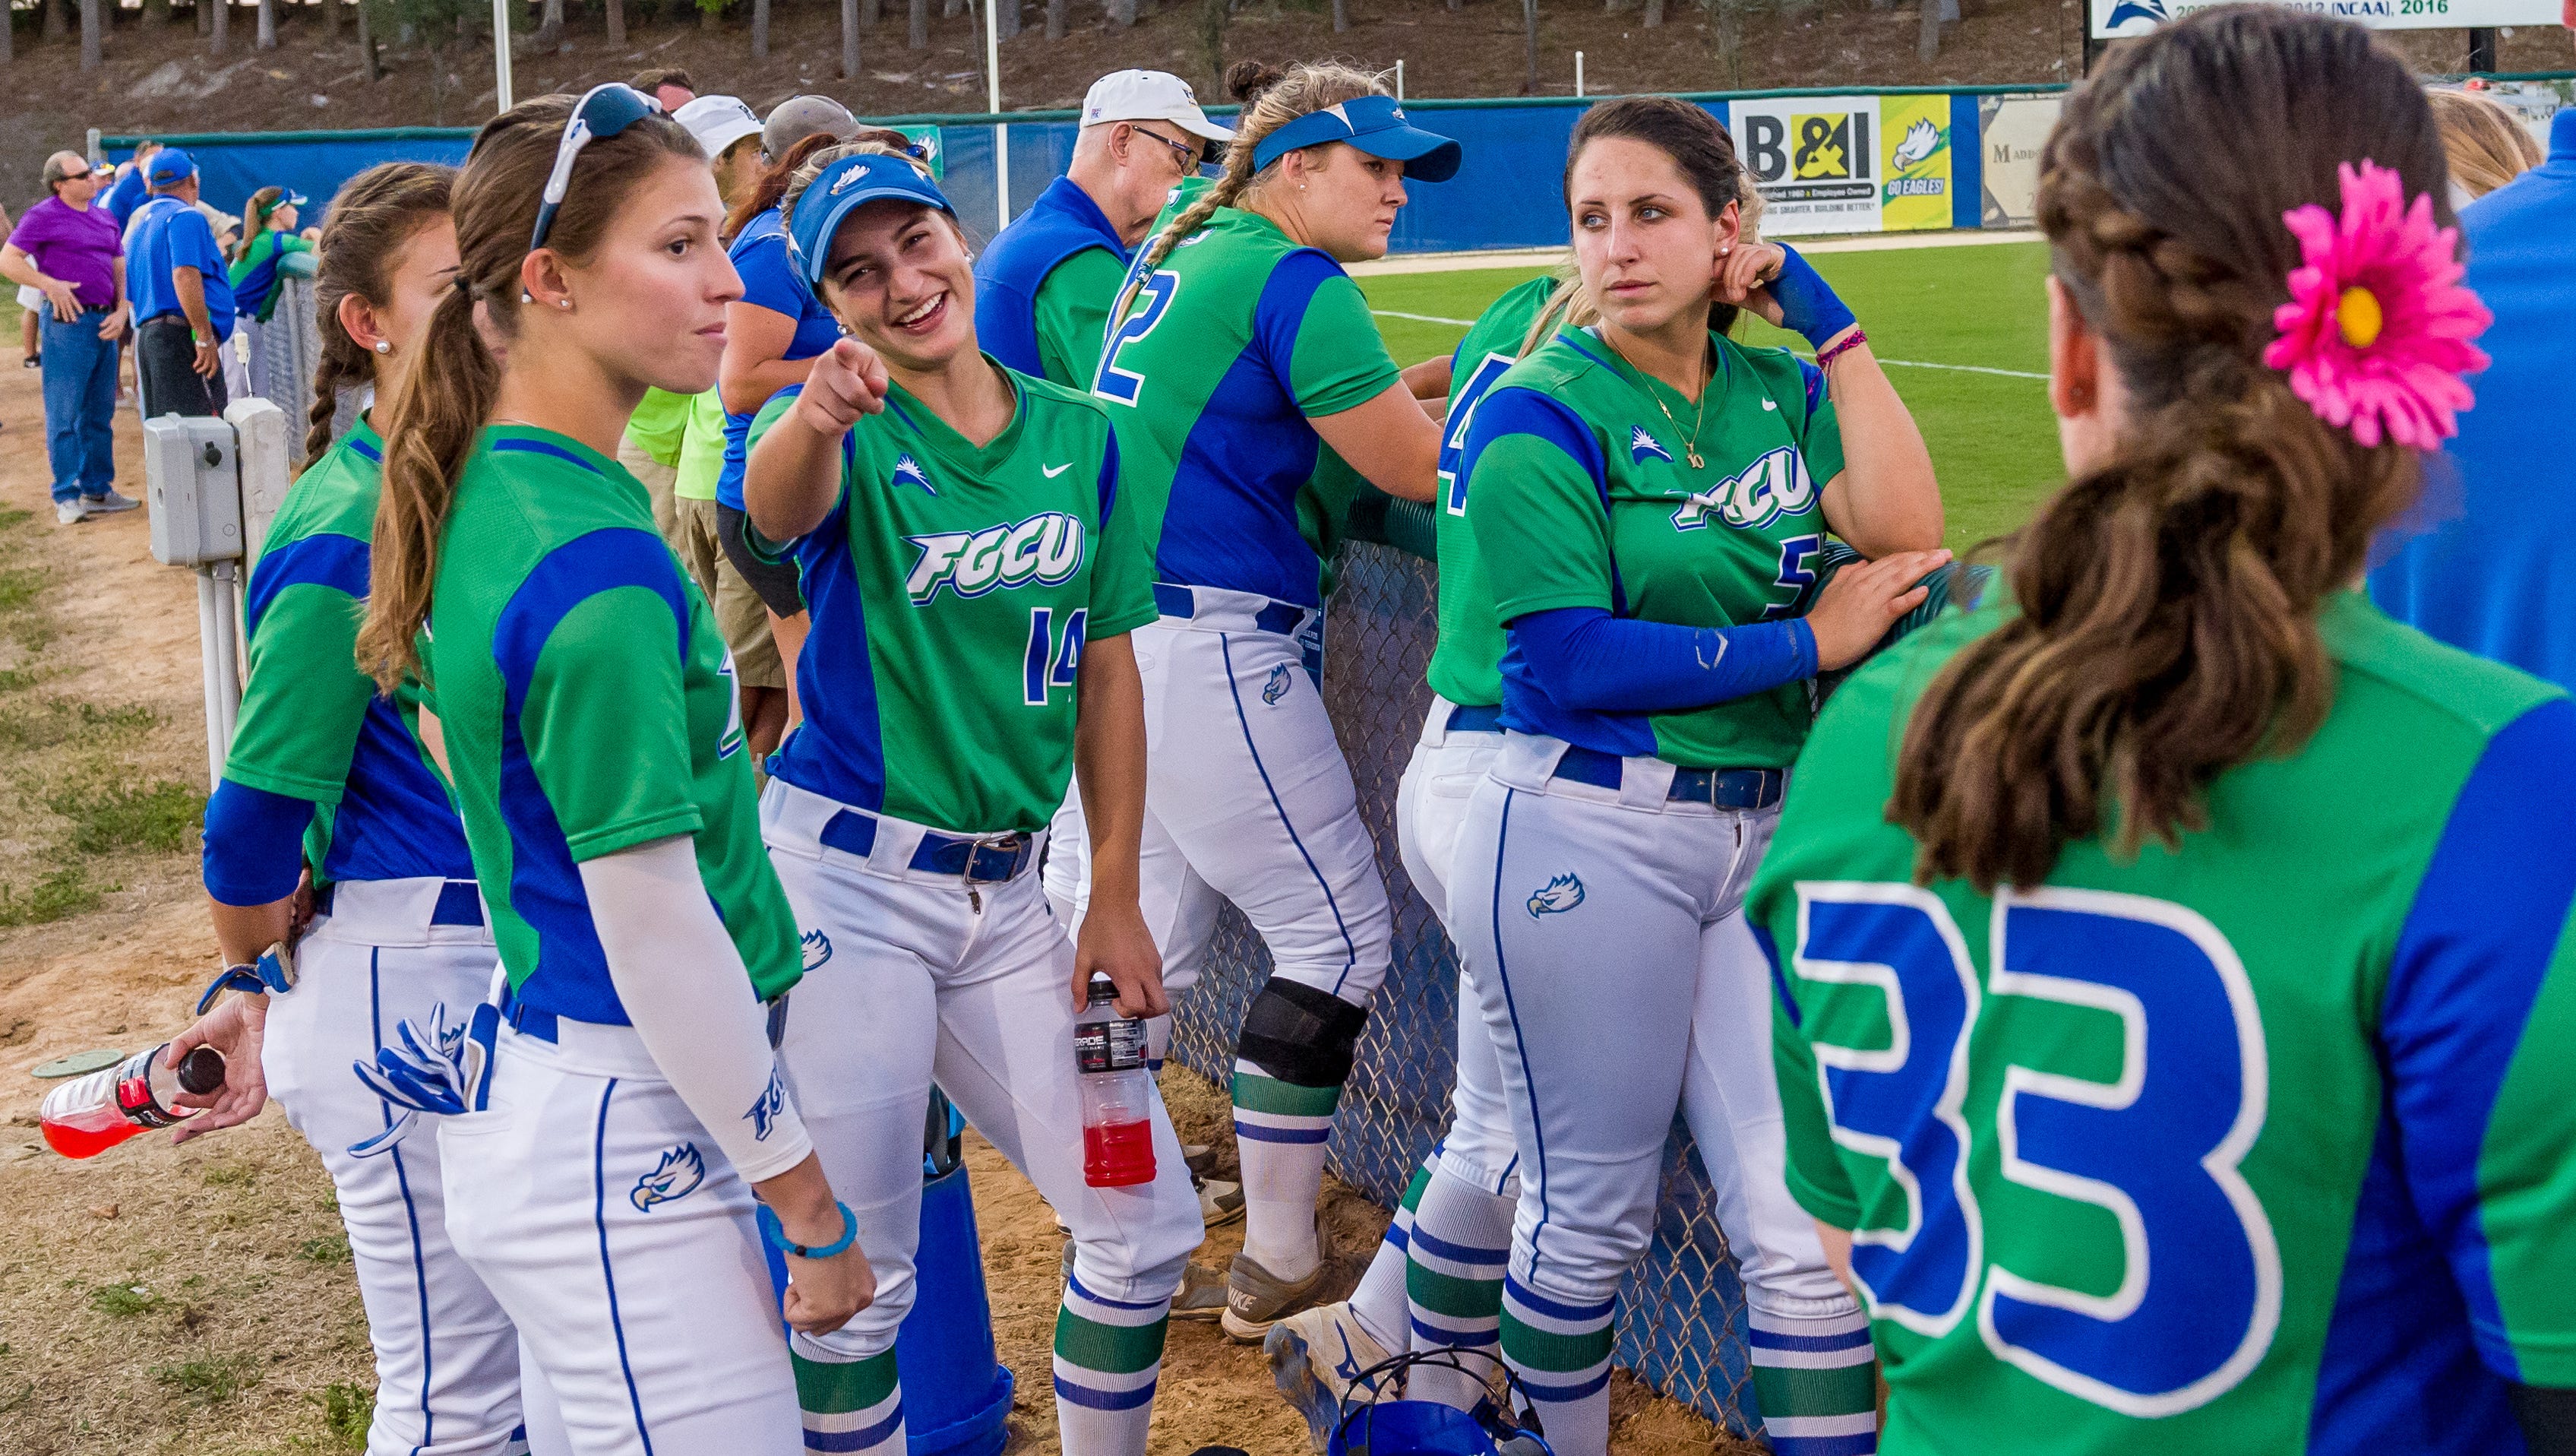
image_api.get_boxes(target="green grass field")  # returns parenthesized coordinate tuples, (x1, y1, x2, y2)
(1356, 239, 2064, 552)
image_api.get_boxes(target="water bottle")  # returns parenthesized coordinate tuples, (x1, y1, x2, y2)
(1073, 973, 1155, 1189)
(39, 1043, 226, 1159)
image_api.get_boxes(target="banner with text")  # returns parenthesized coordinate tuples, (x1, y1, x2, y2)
(1977, 93, 2063, 228)
(1879, 93, 1955, 231)
(2093, 0, 2556, 38)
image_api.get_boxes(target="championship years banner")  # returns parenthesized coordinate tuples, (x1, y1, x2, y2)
(1727, 94, 1955, 237)
(2092, 0, 2559, 36)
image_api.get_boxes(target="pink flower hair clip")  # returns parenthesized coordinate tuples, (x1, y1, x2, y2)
(2263, 160, 2492, 451)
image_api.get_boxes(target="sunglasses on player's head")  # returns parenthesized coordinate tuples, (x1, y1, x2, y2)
(528, 82, 662, 256)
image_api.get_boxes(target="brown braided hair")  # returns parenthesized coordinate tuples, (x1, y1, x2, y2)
(304, 163, 454, 468)
(358, 95, 703, 692)
(1889, 7, 2451, 892)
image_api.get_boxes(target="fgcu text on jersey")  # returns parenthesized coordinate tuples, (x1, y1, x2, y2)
(904, 513, 1087, 603)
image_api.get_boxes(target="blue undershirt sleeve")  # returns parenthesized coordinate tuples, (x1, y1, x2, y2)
(1508, 605, 1818, 714)
(201, 777, 314, 907)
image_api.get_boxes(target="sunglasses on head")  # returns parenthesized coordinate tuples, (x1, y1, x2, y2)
(529, 82, 662, 255)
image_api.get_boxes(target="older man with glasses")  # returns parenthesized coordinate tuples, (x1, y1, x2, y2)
(3, 151, 134, 525)
(973, 69, 1233, 389)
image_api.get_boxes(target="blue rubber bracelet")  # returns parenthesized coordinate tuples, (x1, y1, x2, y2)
(759, 1201, 858, 1259)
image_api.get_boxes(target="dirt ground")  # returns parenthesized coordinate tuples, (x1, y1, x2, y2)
(0, 359, 1753, 1453)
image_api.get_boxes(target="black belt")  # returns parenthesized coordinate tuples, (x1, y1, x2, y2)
(1553, 745, 1784, 810)
(818, 809, 1034, 883)
(311, 878, 487, 927)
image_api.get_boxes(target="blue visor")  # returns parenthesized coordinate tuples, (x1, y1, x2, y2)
(1250, 95, 1462, 183)
(529, 83, 663, 255)
(786, 153, 956, 287)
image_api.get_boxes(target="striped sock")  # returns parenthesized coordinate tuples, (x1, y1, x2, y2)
(1348, 1153, 1437, 1351)
(1232, 1064, 1341, 1281)
(1500, 1274, 1616, 1456)
(1747, 1307, 1879, 1456)
(1404, 1164, 1516, 1409)
(792, 1347, 904, 1454)
(1053, 1274, 1172, 1456)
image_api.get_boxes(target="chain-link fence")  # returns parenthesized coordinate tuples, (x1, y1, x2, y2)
(1165, 541, 1760, 1439)
(240, 277, 327, 464)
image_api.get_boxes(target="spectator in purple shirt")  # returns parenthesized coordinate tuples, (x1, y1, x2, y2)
(3, 152, 134, 524)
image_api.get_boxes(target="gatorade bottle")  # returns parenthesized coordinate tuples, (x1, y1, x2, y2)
(1073, 973, 1155, 1188)
(39, 1044, 226, 1159)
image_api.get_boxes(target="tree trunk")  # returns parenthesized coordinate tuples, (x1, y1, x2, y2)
(144, 0, 169, 29)
(751, 0, 766, 53)
(942, 0, 960, 20)
(997, 0, 1016, 36)
(1108, 0, 1132, 24)
(1043, 0, 1062, 38)
(2, 0, 14, 63)
(211, 0, 229, 49)
(533, 0, 563, 46)
(700, 0, 716, 32)
(1914, 0, 1953, 60)
(256, 0, 274, 47)
(906, 0, 924, 48)
(1329, 0, 1344, 29)
(1197, 0, 1222, 89)
(1644, 0, 1660, 23)
(839, 0, 856, 71)
(43, 0, 65, 43)
(324, 0, 341, 39)
(1521, 0, 1537, 94)
(358, 0, 378, 78)
(605, 0, 623, 42)
(80, 0, 100, 65)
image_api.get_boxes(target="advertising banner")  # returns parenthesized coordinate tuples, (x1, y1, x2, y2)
(1879, 93, 1954, 232)
(2093, 0, 2558, 38)
(1730, 94, 1882, 236)
(1977, 93, 2062, 228)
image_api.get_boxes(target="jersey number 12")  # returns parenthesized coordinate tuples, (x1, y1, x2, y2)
(1095, 271, 1178, 407)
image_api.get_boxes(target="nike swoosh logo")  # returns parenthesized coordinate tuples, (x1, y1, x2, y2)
(1762, 399, 1778, 410)
(1043, 462, 1073, 478)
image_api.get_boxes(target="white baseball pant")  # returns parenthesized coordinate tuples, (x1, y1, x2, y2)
(264, 877, 533, 1456)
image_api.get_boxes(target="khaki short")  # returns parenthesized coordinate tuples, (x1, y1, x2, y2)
(615, 435, 681, 542)
(673, 494, 783, 690)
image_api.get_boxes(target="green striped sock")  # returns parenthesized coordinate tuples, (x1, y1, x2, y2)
(1054, 1273, 1171, 1454)
(1234, 1067, 1342, 1279)
(792, 1346, 903, 1453)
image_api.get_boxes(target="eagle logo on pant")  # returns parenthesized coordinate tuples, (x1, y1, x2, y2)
(1263, 664, 1294, 705)
(632, 1144, 706, 1212)
(1527, 873, 1586, 917)
(801, 929, 834, 971)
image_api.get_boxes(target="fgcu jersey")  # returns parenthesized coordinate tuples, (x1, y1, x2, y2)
(748, 366, 1158, 834)
(1092, 205, 1399, 609)
(1465, 328, 1844, 768)
(424, 426, 802, 1022)
(221, 419, 473, 888)
(1428, 274, 1559, 710)
(1753, 594, 2576, 1455)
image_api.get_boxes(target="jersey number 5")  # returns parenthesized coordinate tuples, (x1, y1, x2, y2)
(1094, 271, 1178, 407)
(1024, 606, 1088, 706)
(1791, 882, 2281, 1418)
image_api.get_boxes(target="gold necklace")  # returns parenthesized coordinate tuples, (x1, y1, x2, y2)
(1604, 333, 1712, 469)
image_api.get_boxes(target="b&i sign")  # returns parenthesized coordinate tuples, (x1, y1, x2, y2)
(1728, 94, 1955, 237)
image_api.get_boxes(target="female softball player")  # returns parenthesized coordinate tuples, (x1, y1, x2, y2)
(1081, 62, 1459, 1338)
(227, 184, 314, 325)
(172, 162, 541, 1456)
(1759, 13, 2576, 1453)
(1449, 96, 1949, 1456)
(352, 87, 870, 1454)
(740, 142, 1202, 1456)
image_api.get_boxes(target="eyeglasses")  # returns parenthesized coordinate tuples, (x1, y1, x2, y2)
(1127, 125, 1202, 173)
(529, 82, 662, 255)
(53, 166, 93, 184)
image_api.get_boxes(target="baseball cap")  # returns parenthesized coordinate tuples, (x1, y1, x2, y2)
(1082, 70, 1234, 144)
(146, 147, 198, 186)
(763, 94, 861, 160)
(674, 94, 763, 160)
(1250, 95, 1460, 182)
(786, 152, 953, 286)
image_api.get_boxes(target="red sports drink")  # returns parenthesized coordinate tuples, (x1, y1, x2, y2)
(39, 1043, 226, 1159)
(1073, 973, 1155, 1189)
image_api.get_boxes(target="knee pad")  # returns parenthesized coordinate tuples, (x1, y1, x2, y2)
(1236, 979, 1369, 1089)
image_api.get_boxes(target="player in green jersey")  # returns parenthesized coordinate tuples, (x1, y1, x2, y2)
(351, 87, 872, 1451)
(1449, 97, 1950, 1456)
(1754, 14, 2576, 1454)
(742, 142, 1203, 1456)
(1082, 60, 1461, 1340)
(169, 163, 545, 1456)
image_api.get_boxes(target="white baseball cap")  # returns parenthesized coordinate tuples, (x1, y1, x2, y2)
(1081, 69, 1234, 144)
(675, 94, 764, 160)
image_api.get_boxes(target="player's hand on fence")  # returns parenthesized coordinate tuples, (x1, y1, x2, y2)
(795, 337, 891, 434)
(1073, 902, 1170, 1020)
(1714, 240, 1788, 328)
(1806, 548, 1952, 671)
(166, 992, 271, 1143)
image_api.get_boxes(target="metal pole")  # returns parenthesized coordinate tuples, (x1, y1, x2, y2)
(1395, 59, 1404, 100)
(2469, 27, 2497, 73)
(985, 0, 1008, 227)
(86, 127, 102, 166)
(491, 0, 514, 112)
(1575, 50, 1584, 97)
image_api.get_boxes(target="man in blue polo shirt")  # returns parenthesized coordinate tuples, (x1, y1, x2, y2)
(103, 141, 159, 233)
(2370, 21, 2576, 689)
(973, 69, 1231, 386)
(123, 147, 235, 419)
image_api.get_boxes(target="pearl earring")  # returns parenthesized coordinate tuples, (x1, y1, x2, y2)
(372, 340, 392, 355)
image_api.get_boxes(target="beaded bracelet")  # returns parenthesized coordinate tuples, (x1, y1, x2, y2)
(1815, 326, 1870, 373)
(759, 1201, 858, 1259)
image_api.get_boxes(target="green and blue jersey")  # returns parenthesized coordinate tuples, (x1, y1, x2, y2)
(1428, 274, 1558, 710)
(1093, 204, 1400, 609)
(1463, 328, 1844, 769)
(213, 419, 472, 892)
(746, 365, 1158, 834)
(973, 175, 1131, 389)
(424, 426, 802, 1022)
(1753, 593, 2576, 1454)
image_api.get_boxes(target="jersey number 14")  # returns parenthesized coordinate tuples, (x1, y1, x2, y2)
(1023, 606, 1088, 706)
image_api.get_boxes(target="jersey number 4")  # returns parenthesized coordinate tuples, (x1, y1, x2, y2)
(1094, 271, 1178, 407)
(1023, 606, 1088, 706)
(1440, 350, 1519, 518)
(1790, 882, 2281, 1418)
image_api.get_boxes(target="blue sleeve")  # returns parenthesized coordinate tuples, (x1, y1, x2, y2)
(1508, 605, 1817, 714)
(201, 777, 314, 907)
(174, 210, 221, 274)
(2382, 695, 2576, 1381)
(735, 235, 810, 320)
(974, 276, 1045, 377)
